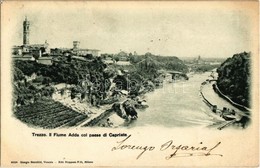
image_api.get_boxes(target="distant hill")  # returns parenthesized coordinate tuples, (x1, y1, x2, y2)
(216, 52, 251, 107)
(130, 55, 188, 73)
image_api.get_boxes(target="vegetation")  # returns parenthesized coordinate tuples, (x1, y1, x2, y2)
(129, 54, 188, 73)
(14, 57, 108, 85)
(13, 57, 111, 105)
(13, 67, 25, 81)
(216, 52, 251, 107)
(14, 99, 88, 128)
(12, 53, 189, 128)
(191, 64, 220, 73)
(13, 53, 188, 105)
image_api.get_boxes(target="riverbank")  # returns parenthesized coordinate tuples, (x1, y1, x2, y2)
(200, 79, 250, 129)
(213, 83, 251, 112)
(52, 93, 118, 127)
(14, 72, 232, 129)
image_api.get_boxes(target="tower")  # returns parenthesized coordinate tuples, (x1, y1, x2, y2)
(23, 16, 30, 45)
(73, 41, 80, 49)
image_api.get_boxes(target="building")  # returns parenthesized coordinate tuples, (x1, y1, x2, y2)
(12, 46, 23, 55)
(115, 51, 129, 61)
(71, 41, 100, 57)
(13, 41, 50, 57)
(12, 54, 35, 61)
(73, 48, 99, 57)
(73, 41, 80, 49)
(25, 72, 37, 81)
(13, 17, 99, 62)
(50, 48, 71, 56)
(23, 17, 30, 45)
(193, 55, 204, 64)
(37, 57, 53, 65)
(13, 17, 50, 59)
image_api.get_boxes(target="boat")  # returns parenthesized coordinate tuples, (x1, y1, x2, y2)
(222, 114, 236, 121)
(135, 101, 149, 109)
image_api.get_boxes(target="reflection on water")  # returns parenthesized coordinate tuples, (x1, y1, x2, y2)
(128, 72, 219, 128)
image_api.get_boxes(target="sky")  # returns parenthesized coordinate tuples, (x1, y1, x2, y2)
(10, 1, 254, 58)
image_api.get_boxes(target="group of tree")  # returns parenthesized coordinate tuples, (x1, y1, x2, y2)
(12, 57, 112, 106)
(191, 64, 220, 73)
(13, 80, 55, 106)
(129, 54, 188, 73)
(216, 52, 251, 107)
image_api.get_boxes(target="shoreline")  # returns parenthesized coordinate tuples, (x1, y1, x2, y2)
(199, 81, 226, 122)
(52, 94, 114, 127)
(52, 86, 148, 128)
(14, 71, 250, 129)
(213, 83, 251, 112)
(82, 109, 115, 127)
(200, 78, 250, 129)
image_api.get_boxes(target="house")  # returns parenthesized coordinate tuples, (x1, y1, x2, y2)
(50, 48, 71, 56)
(12, 54, 35, 61)
(116, 51, 129, 61)
(37, 57, 53, 65)
(25, 72, 37, 81)
(72, 41, 100, 57)
(12, 46, 23, 55)
(72, 48, 100, 57)
(52, 83, 72, 99)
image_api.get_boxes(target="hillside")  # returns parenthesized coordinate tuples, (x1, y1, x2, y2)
(216, 52, 251, 107)
(130, 55, 188, 73)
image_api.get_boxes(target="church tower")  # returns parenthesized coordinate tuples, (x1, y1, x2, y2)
(23, 16, 30, 45)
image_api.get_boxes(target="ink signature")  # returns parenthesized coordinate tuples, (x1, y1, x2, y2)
(111, 135, 223, 160)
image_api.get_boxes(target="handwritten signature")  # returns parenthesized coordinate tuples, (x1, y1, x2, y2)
(111, 135, 223, 160)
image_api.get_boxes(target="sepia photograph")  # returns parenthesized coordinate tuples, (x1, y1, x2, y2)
(1, 1, 259, 167)
(11, 3, 252, 130)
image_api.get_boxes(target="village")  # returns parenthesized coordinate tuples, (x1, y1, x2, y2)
(12, 17, 249, 129)
(13, 17, 194, 128)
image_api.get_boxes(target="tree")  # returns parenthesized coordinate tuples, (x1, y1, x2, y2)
(114, 56, 120, 62)
(42, 77, 52, 86)
(41, 86, 55, 97)
(13, 67, 25, 81)
(28, 84, 37, 90)
(40, 47, 46, 54)
(145, 52, 152, 57)
(67, 55, 72, 62)
(216, 52, 251, 107)
(16, 96, 25, 105)
(85, 54, 93, 60)
(101, 54, 107, 60)
(12, 50, 19, 55)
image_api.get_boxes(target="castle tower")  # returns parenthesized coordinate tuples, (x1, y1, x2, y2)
(73, 41, 80, 49)
(23, 16, 30, 45)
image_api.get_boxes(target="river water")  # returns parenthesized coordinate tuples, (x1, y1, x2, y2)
(128, 72, 229, 128)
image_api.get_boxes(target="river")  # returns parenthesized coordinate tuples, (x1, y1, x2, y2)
(127, 72, 235, 128)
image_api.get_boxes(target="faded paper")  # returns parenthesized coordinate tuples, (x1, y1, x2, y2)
(1, 1, 259, 167)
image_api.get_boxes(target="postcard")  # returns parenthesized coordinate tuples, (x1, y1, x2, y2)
(1, 1, 259, 167)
